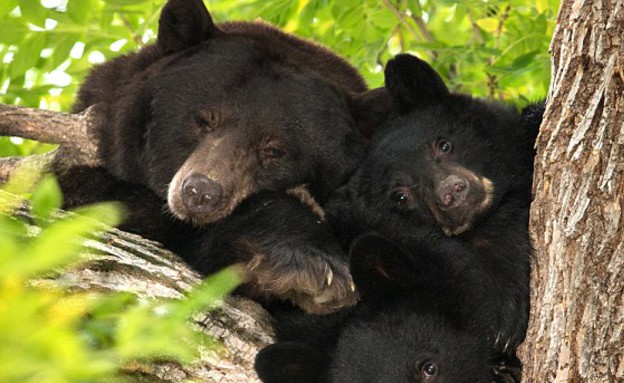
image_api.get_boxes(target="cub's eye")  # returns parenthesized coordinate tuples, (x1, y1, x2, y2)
(391, 188, 412, 207)
(422, 362, 438, 378)
(193, 110, 219, 133)
(438, 140, 452, 153)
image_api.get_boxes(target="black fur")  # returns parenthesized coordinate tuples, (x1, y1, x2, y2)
(61, 0, 376, 313)
(326, 54, 543, 366)
(255, 234, 493, 383)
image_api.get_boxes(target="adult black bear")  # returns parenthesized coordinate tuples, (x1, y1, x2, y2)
(255, 234, 492, 383)
(327, 54, 542, 364)
(62, 0, 386, 313)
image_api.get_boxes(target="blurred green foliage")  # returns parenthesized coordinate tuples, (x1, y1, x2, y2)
(0, 0, 558, 156)
(0, 164, 241, 383)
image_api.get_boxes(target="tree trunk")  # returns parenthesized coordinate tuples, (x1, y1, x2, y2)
(520, 1, 624, 382)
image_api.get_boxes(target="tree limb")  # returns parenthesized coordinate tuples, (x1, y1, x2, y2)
(0, 103, 103, 183)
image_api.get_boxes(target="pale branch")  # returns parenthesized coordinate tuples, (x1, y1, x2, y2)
(0, 103, 103, 183)
(410, 15, 435, 43)
(382, 0, 439, 60)
(0, 103, 100, 148)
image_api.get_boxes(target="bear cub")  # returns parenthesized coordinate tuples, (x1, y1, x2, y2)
(255, 234, 492, 383)
(256, 54, 543, 383)
(327, 54, 542, 366)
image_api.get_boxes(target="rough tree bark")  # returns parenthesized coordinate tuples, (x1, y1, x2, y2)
(0, 104, 273, 383)
(520, 1, 624, 382)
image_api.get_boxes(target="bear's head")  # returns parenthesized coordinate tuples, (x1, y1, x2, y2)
(255, 234, 491, 383)
(330, 54, 538, 238)
(91, 0, 384, 226)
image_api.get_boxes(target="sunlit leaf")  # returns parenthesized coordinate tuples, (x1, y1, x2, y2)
(67, 0, 97, 24)
(30, 174, 63, 223)
(9, 32, 46, 79)
(475, 17, 499, 33)
(0, 17, 29, 44)
(18, 0, 48, 27)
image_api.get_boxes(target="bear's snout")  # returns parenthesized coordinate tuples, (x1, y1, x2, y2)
(181, 173, 223, 215)
(436, 175, 469, 210)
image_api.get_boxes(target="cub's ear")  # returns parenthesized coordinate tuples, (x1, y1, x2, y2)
(384, 54, 449, 112)
(255, 342, 326, 383)
(521, 100, 546, 142)
(157, 0, 215, 54)
(349, 87, 392, 139)
(349, 234, 419, 302)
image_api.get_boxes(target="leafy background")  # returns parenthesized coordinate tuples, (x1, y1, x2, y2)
(0, 0, 558, 156)
(0, 1, 558, 382)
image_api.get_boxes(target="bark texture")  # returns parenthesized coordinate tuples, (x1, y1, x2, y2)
(520, 1, 624, 382)
(0, 103, 103, 183)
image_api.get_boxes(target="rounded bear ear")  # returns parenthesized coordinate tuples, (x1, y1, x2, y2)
(349, 234, 419, 302)
(348, 87, 393, 139)
(384, 54, 450, 112)
(255, 342, 325, 383)
(157, 0, 216, 55)
(521, 100, 546, 142)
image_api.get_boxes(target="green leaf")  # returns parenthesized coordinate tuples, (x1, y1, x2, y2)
(18, 0, 48, 27)
(71, 202, 125, 228)
(9, 32, 46, 79)
(369, 8, 397, 30)
(475, 17, 499, 33)
(67, 0, 96, 24)
(102, 0, 157, 5)
(0, 160, 44, 201)
(0, 0, 19, 18)
(407, 0, 422, 17)
(512, 50, 539, 69)
(0, 17, 29, 44)
(51, 34, 81, 69)
(30, 174, 63, 223)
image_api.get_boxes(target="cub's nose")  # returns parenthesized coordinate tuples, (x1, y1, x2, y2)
(437, 175, 469, 209)
(181, 173, 223, 215)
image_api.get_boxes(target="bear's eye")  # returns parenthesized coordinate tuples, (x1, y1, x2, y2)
(438, 140, 452, 153)
(193, 110, 219, 133)
(391, 188, 412, 207)
(260, 145, 286, 165)
(422, 362, 438, 378)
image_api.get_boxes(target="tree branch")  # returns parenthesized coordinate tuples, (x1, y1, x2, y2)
(0, 104, 103, 183)
(383, 0, 438, 60)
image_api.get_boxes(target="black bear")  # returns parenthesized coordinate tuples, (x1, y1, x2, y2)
(61, 0, 386, 313)
(255, 234, 492, 383)
(327, 54, 542, 362)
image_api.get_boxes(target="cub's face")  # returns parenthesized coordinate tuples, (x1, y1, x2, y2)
(360, 101, 525, 236)
(141, 42, 363, 225)
(339, 54, 534, 237)
(330, 313, 490, 383)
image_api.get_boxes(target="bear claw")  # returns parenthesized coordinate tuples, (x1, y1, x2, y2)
(244, 250, 358, 314)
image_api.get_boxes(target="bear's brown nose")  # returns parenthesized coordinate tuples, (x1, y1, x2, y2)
(437, 175, 469, 209)
(182, 173, 222, 215)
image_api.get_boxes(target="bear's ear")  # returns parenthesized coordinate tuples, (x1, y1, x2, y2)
(157, 0, 215, 54)
(384, 54, 449, 112)
(255, 342, 325, 383)
(349, 87, 392, 139)
(521, 100, 546, 142)
(349, 234, 419, 302)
